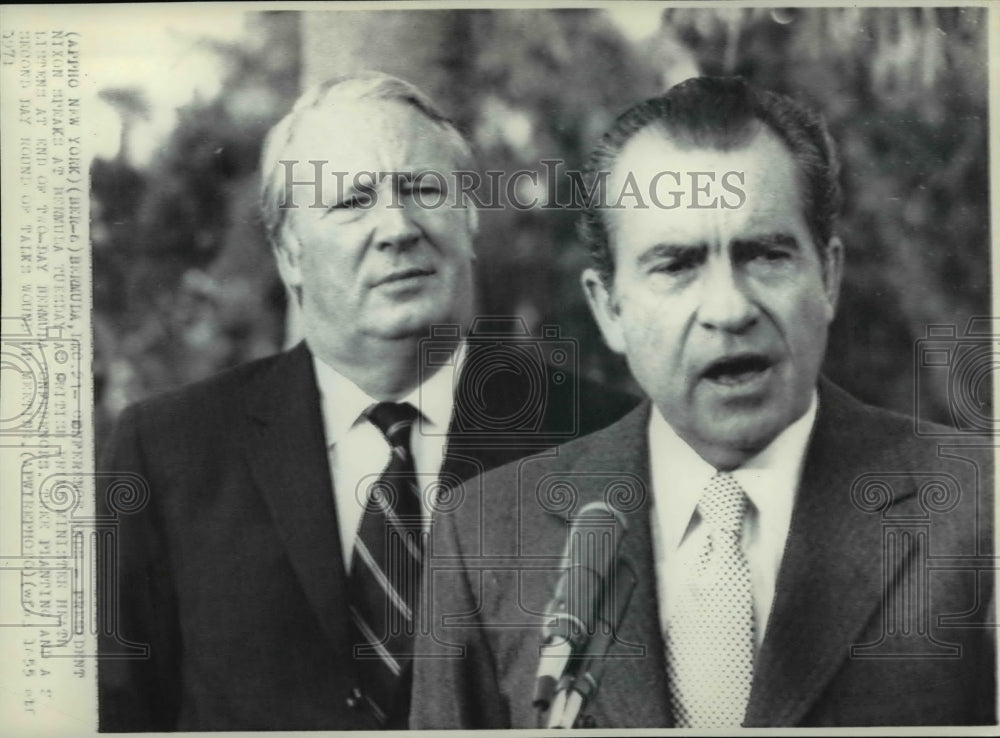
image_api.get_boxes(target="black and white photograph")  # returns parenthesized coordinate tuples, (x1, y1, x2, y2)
(0, 2, 995, 734)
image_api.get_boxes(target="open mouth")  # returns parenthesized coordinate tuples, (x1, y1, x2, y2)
(373, 267, 436, 287)
(703, 354, 773, 386)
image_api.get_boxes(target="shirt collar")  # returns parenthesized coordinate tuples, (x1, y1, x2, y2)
(648, 406, 717, 552)
(312, 342, 465, 447)
(401, 341, 465, 436)
(649, 390, 818, 550)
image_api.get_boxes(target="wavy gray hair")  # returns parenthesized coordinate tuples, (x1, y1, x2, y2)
(259, 71, 474, 249)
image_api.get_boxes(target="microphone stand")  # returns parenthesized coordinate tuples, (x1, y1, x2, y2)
(546, 560, 637, 728)
(532, 501, 628, 728)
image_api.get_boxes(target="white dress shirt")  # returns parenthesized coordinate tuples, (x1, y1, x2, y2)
(648, 392, 818, 649)
(312, 344, 464, 567)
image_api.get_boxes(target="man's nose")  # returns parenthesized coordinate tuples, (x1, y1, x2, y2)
(371, 197, 420, 252)
(696, 258, 759, 333)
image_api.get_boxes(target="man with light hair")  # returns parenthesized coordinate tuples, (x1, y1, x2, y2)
(97, 72, 636, 731)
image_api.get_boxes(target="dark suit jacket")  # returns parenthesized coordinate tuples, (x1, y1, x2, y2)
(411, 379, 995, 728)
(96, 341, 637, 731)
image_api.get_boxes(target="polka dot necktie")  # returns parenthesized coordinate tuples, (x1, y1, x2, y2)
(666, 472, 755, 727)
(348, 401, 423, 725)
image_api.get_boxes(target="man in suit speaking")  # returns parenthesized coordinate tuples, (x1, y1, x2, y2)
(411, 76, 995, 728)
(96, 72, 635, 731)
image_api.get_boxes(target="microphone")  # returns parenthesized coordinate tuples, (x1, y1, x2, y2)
(533, 501, 627, 715)
(549, 559, 637, 728)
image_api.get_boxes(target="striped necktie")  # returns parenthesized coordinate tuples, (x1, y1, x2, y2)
(666, 471, 755, 727)
(348, 401, 423, 725)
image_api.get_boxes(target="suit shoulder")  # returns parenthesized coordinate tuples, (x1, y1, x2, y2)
(443, 406, 648, 559)
(126, 350, 289, 424)
(100, 348, 309, 485)
(473, 402, 649, 491)
(822, 378, 992, 461)
(135, 354, 283, 411)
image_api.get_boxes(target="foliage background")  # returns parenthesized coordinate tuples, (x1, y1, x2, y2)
(91, 7, 991, 457)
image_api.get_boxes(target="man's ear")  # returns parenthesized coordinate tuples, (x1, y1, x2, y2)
(822, 235, 844, 321)
(581, 268, 626, 354)
(273, 224, 304, 292)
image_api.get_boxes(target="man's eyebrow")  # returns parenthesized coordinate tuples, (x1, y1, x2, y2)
(730, 232, 801, 250)
(636, 242, 708, 266)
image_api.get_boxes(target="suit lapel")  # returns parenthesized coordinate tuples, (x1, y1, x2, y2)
(550, 404, 674, 728)
(744, 380, 919, 726)
(243, 343, 352, 651)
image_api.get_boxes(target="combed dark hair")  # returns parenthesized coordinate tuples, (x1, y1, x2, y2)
(581, 76, 842, 284)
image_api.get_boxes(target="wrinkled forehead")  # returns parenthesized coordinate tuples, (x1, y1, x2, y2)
(281, 98, 468, 173)
(612, 123, 799, 194)
(607, 124, 811, 241)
